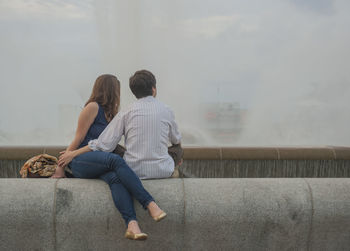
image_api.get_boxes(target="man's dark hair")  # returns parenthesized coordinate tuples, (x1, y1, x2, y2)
(129, 70, 156, 99)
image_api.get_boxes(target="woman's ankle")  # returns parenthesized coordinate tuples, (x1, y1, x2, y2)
(127, 220, 142, 234)
(147, 202, 163, 217)
(147, 201, 155, 208)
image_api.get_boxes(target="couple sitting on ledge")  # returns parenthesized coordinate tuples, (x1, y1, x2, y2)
(51, 70, 183, 240)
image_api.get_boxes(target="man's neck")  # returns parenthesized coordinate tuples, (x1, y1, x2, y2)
(138, 95, 154, 100)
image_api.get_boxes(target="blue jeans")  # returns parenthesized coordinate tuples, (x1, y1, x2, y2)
(69, 151, 154, 225)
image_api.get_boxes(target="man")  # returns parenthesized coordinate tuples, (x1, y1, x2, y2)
(89, 70, 182, 179)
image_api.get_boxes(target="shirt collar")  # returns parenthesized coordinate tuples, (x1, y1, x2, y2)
(138, 96, 155, 102)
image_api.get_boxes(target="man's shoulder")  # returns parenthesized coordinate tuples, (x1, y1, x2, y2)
(119, 101, 139, 114)
(114, 104, 133, 120)
(118, 100, 148, 119)
(155, 98, 173, 112)
(122, 98, 174, 115)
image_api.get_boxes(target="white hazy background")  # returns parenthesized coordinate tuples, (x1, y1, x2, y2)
(0, 0, 349, 146)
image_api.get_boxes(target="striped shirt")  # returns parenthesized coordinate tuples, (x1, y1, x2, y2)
(88, 96, 181, 179)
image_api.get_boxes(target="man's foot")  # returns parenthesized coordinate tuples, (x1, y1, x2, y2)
(171, 167, 179, 178)
(147, 201, 167, 222)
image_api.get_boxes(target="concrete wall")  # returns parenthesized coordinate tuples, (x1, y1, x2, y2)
(180, 159, 350, 178)
(1, 146, 350, 178)
(2, 146, 350, 160)
(1, 178, 350, 251)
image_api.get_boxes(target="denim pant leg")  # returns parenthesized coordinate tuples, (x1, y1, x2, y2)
(69, 151, 154, 225)
(99, 171, 137, 225)
(70, 151, 111, 178)
(99, 171, 136, 225)
(104, 153, 154, 209)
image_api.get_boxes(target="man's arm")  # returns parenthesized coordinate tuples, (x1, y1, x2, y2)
(88, 111, 125, 152)
(168, 109, 181, 145)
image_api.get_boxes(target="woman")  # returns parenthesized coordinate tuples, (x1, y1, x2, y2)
(51, 74, 166, 240)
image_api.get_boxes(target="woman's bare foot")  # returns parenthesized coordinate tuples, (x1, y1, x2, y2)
(147, 201, 166, 221)
(50, 166, 66, 179)
(127, 220, 142, 234)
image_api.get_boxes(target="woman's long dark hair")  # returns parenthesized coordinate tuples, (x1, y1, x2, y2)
(85, 74, 120, 122)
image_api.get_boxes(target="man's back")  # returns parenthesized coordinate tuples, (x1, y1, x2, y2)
(123, 96, 181, 179)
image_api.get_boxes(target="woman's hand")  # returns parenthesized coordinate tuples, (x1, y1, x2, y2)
(58, 150, 75, 168)
(50, 165, 66, 179)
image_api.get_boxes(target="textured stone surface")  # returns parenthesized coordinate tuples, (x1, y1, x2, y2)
(1, 178, 350, 251)
(183, 178, 311, 251)
(56, 178, 184, 251)
(55, 179, 121, 251)
(0, 178, 57, 251)
(306, 178, 350, 251)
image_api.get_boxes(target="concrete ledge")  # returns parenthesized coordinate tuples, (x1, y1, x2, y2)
(1, 178, 350, 250)
(221, 147, 278, 160)
(333, 146, 350, 159)
(1, 146, 350, 160)
(183, 147, 221, 160)
(278, 147, 335, 160)
(0, 146, 65, 160)
(2, 146, 350, 178)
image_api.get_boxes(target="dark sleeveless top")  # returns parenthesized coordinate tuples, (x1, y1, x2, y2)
(79, 103, 109, 148)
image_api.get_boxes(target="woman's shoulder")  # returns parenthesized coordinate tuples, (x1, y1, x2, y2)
(84, 101, 99, 113)
(85, 101, 99, 109)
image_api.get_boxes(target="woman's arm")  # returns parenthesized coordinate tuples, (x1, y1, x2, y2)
(66, 102, 99, 151)
(57, 145, 91, 168)
(51, 102, 99, 178)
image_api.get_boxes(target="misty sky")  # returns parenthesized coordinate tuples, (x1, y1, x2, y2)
(0, 0, 349, 146)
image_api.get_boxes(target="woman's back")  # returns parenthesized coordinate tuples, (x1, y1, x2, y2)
(79, 103, 108, 148)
